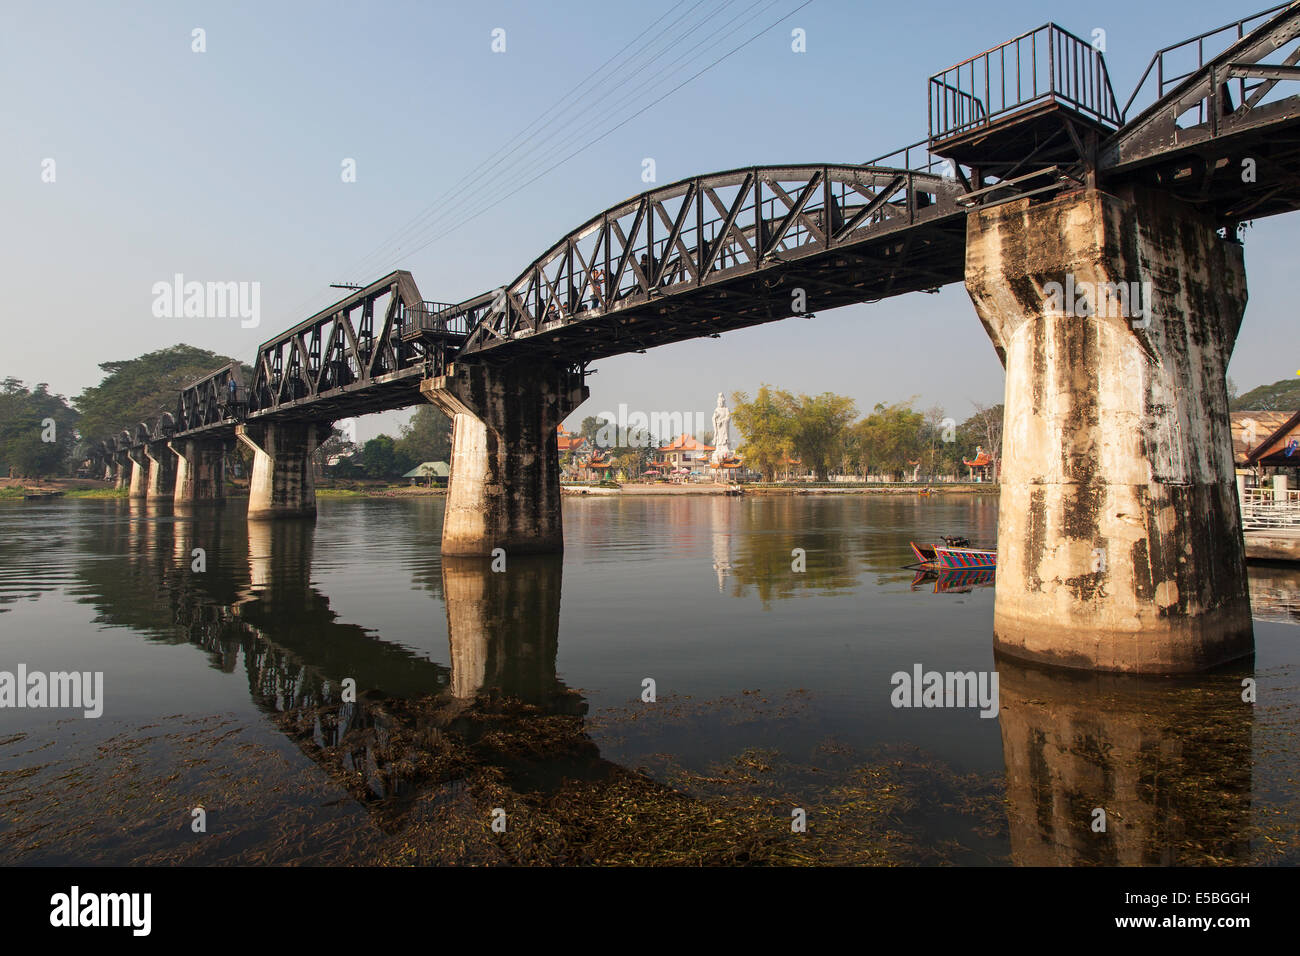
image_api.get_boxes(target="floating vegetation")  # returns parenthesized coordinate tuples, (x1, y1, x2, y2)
(0, 674, 1296, 866)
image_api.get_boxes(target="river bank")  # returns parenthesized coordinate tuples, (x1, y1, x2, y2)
(2, 478, 1002, 502)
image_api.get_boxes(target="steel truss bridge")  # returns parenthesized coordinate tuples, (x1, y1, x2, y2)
(91, 2, 1300, 467)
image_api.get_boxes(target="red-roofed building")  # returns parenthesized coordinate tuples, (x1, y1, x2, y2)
(655, 434, 714, 473)
(557, 424, 589, 456)
(963, 446, 995, 481)
(580, 450, 615, 480)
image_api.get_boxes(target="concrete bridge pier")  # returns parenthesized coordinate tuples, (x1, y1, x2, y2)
(237, 422, 330, 520)
(144, 441, 176, 501)
(421, 361, 588, 556)
(966, 185, 1253, 674)
(126, 448, 148, 500)
(113, 454, 129, 490)
(171, 438, 226, 505)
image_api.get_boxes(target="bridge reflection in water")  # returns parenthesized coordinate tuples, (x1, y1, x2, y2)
(63, 499, 1272, 864)
(92, 503, 674, 855)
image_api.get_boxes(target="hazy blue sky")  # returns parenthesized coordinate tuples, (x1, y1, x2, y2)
(4, 0, 1296, 442)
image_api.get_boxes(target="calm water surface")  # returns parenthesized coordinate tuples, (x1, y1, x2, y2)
(0, 494, 1296, 865)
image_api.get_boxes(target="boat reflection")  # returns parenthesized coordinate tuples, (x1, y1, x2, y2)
(910, 566, 996, 593)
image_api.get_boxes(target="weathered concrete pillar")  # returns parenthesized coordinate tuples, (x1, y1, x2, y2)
(421, 362, 588, 556)
(113, 455, 129, 490)
(126, 448, 148, 500)
(966, 186, 1253, 673)
(171, 438, 226, 505)
(236, 422, 329, 520)
(144, 441, 176, 501)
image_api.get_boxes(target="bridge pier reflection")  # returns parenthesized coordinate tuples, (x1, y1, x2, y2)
(88, 506, 607, 839)
(442, 555, 575, 709)
(998, 653, 1252, 865)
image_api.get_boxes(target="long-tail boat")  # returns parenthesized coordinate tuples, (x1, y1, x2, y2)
(909, 535, 996, 570)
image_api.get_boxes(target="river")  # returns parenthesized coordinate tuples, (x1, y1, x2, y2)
(0, 494, 1296, 865)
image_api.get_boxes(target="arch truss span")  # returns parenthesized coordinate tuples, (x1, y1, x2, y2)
(247, 270, 449, 422)
(450, 163, 968, 364)
(176, 363, 246, 437)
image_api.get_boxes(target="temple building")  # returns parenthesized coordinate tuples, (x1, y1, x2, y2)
(962, 446, 995, 482)
(580, 450, 615, 481)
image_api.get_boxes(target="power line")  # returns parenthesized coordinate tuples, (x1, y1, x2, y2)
(399, 0, 813, 263)
(349, 0, 772, 283)
(341, 0, 742, 286)
(341, 0, 708, 283)
(282, 0, 814, 325)
(282, 0, 721, 322)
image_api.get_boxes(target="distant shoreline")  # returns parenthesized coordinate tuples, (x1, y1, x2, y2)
(2, 478, 1001, 501)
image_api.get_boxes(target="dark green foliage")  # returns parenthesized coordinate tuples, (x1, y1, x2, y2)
(1231, 377, 1300, 412)
(73, 344, 250, 439)
(0, 379, 80, 477)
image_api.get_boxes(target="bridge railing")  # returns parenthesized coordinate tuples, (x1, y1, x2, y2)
(404, 300, 472, 337)
(1120, 3, 1291, 122)
(864, 139, 962, 179)
(929, 23, 1121, 143)
(1242, 487, 1300, 530)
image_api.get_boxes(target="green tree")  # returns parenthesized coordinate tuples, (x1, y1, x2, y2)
(1231, 376, 1300, 411)
(730, 385, 791, 482)
(314, 426, 358, 477)
(74, 344, 250, 440)
(920, 404, 949, 478)
(579, 416, 601, 444)
(0, 380, 80, 478)
(360, 434, 411, 479)
(856, 401, 924, 480)
(615, 451, 641, 478)
(780, 390, 858, 481)
(395, 405, 452, 465)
